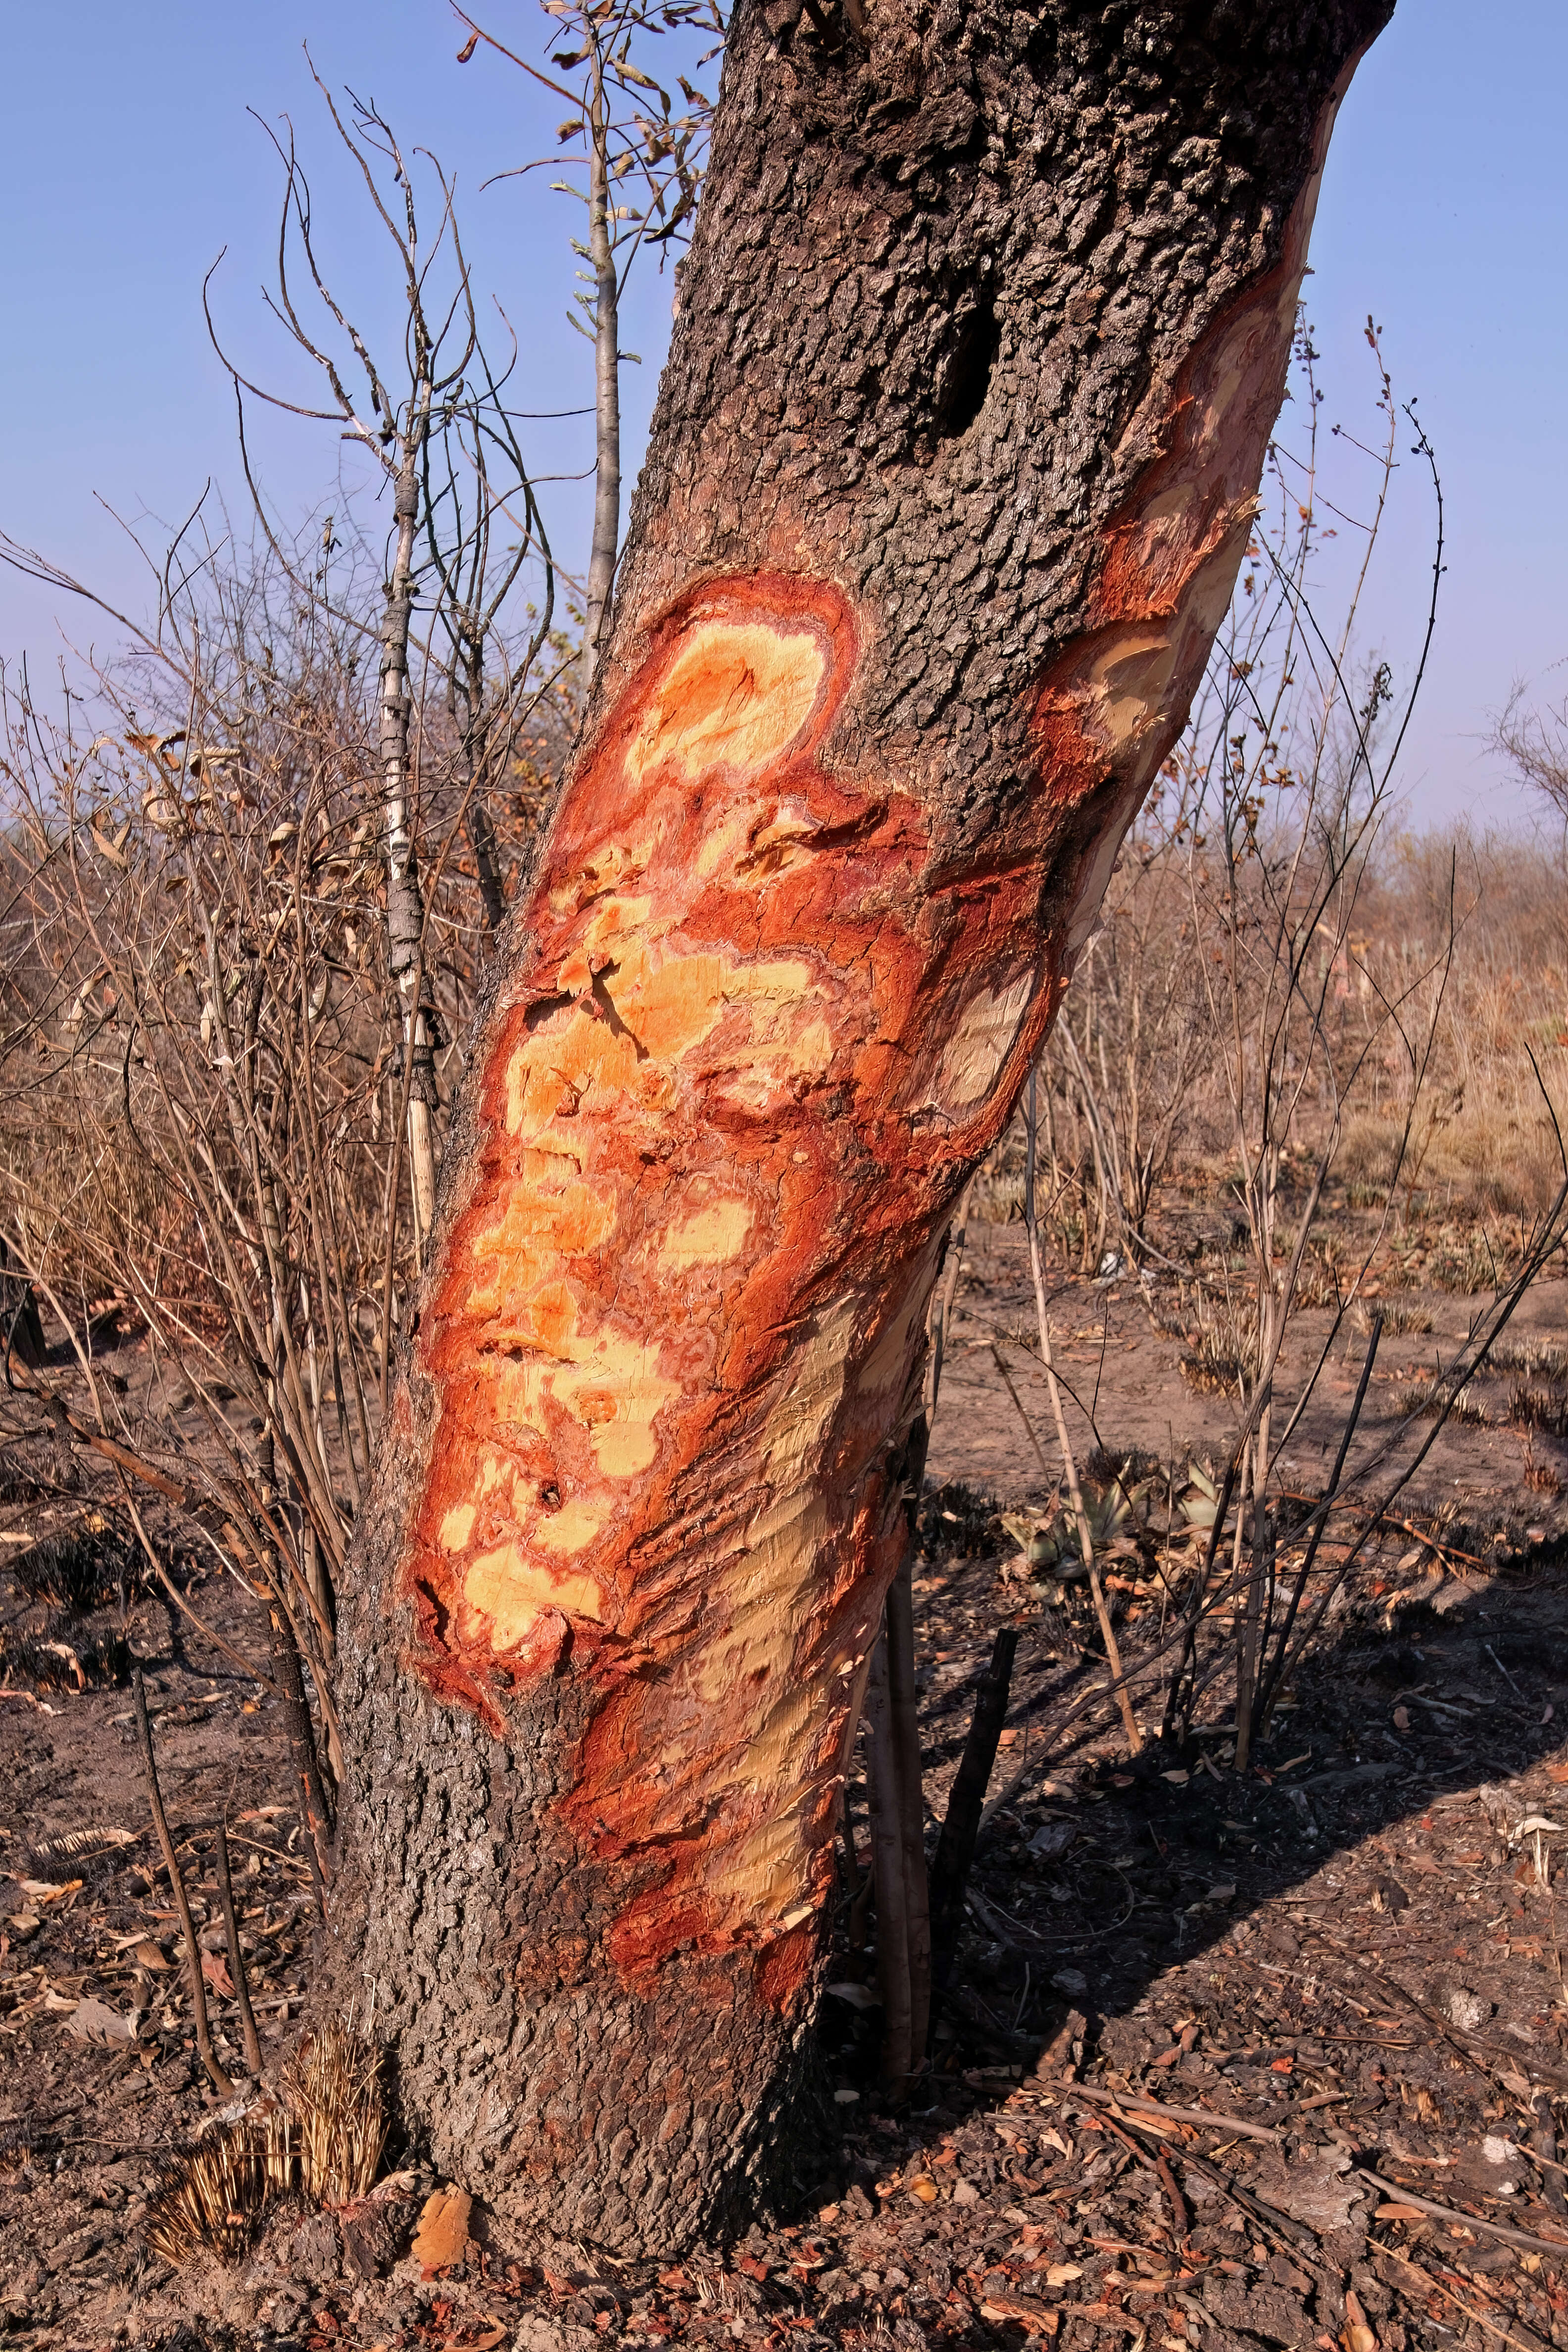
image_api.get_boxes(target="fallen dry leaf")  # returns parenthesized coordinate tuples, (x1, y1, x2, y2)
(825, 1980, 879, 2010)
(411, 2184, 472, 2276)
(63, 1996, 137, 2045)
(1264, 2147, 1370, 2234)
(980, 2295, 1059, 2338)
(1044, 2263, 1083, 2286)
(200, 1950, 234, 1996)
(134, 1940, 171, 1971)
(1342, 2285, 1377, 2352)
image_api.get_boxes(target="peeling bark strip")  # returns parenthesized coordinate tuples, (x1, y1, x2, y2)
(332, 0, 1391, 2254)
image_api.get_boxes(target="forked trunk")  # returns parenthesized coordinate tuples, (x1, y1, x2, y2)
(327, 0, 1391, 2253)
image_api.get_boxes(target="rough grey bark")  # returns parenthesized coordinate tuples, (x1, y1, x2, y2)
(325, 0, 1392, 2259)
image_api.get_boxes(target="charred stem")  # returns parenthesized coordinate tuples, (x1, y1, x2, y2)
(133, 1667, 232, 2099)
(928, 1626, 1019, 2017)
(215, 1822, 265, 2079)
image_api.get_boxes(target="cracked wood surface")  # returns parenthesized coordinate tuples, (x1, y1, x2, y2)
(329, 0, 1394, 2254)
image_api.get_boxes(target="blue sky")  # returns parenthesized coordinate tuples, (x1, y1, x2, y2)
(0, 0, 1562, 831)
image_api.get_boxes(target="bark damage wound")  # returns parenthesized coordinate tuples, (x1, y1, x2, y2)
(398, 121, 1329, 2001)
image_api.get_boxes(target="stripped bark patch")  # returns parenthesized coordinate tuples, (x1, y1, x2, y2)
(397, 97, 1349, 2006)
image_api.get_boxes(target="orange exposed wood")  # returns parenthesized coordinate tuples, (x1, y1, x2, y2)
(394, 151, 1335, 1996)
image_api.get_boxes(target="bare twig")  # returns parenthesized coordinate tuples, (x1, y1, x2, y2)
(214, 1823, 265, 2080)
(133, 1667, 232, 2098)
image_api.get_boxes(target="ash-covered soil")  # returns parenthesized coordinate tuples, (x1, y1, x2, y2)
(6, 1276, 1568, 2351)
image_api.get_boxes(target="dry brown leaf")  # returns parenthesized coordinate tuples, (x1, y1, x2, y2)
(411, 2184, 472, 2276)
(134, 1940, 171, 1970)
(980, 2296, 1059, 2338)
(64, 1996, 137, 2045)
(1341, 2286, 1377, 2352)
(200, 1950, 234, 1996)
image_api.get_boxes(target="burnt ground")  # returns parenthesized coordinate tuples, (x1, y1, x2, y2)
(6, 1255, 1568, 2352)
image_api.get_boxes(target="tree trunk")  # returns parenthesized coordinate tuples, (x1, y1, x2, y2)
(582, 36, 623, 690)
(383, 379, 441, 1253)
(327, 0, 1390, 2254)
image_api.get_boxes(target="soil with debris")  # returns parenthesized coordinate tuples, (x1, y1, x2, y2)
(7, 1277, 1568, 2352)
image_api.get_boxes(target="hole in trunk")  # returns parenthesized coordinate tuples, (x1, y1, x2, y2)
(934, 293, 999, 441)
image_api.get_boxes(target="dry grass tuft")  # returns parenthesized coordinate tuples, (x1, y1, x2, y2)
(1178, 1336, 1250, 1396)
(0, 1625, 130, 1691)
(1507, 1385, 1568, 1440)
(1378, 1302, 1436, 1336)
(283, 2018, 387, 2208)
(11, 1515, 139, 1612)
(145, 2105, 295, 2267)
(1492, 1338, 1568, 1382)
(1397, 1377, 1490, 1427)
(144, 2021, 384, 2267)
(1522, 1440, 1563, 1496)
